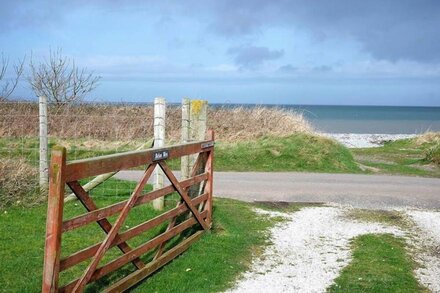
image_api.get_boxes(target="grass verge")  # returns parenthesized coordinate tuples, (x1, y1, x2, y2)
(212, 134, 360, 173)
(353, 137, 440, 178)
(346, 209, 411, 230)
(1, 133, 360, 181)
(0, 178, 277, 292)
(328, 234, 426, 293)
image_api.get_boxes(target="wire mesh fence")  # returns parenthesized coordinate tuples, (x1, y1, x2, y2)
(0, 101, 177, 208)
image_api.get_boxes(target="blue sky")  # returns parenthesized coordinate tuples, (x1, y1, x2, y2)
(1, 0, 440, 106)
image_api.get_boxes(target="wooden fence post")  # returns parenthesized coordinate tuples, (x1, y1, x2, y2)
(189, 100, 208, 146)
(153, 97, 166, 210)
(39, 95, 48, 192)
(181, 98, 191, 180)
(189, 100, 208, 198)
(42, 146, 66, 293)
(189, 100, 207, 167)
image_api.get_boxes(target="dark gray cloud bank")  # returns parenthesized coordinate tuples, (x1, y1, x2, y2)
(227, 45, 284, 69)
(2, 0, 440, 64)
(205, 0, 440, 63)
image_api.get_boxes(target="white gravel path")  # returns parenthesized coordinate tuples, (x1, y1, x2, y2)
(227, 206, 403, 293)
(406, 210, 440, 293)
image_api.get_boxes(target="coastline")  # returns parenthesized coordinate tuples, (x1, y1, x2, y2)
(324, 133, 417, 148)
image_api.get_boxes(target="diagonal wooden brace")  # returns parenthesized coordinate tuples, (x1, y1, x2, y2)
(67, 181, 145, 270)
(158, 161, 209, 231)
(72, 163, 156, 292)
(154, 153, 207, 260)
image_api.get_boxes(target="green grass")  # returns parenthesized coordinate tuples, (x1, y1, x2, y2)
(1, 133, 360, 179)
(212, 134, 360, 173)
(353, 138, 440, 177)
(347, 209, 410, 229)
(0, 178, 277, 292)
(328, 234, 426, 293)
(6, 133, 440, 178)
(425, 143, 440, 165)
(0, 137, 146, 167)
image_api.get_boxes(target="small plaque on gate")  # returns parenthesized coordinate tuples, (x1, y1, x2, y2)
(201, 141, 214, 149)
(153, 150, 169, 161)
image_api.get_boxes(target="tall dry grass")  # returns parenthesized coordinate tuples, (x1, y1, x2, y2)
(414, 132, 440, 165)
(209, 106, 313, 141)
(414, 131, 440, 145)
(0, 158, 40, 208)
(0, 102, 313, 142)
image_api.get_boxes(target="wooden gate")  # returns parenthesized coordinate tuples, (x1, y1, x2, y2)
(42, 131, 215, 292)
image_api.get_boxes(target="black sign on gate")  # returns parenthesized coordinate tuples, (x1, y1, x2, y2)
(201, 141, 214, 149)
(153, 150, 169, 161)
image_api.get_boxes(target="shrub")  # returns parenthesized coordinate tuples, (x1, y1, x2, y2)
(414, 131, 440, 145)
(424, 143, 440, 165)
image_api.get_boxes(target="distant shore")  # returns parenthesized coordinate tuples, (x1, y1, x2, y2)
(324, 133, 417, 148)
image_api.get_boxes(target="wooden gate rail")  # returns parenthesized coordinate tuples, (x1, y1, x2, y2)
(42, 130, 214, 293)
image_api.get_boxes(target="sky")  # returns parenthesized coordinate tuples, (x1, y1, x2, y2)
(1, 0, 440, 106)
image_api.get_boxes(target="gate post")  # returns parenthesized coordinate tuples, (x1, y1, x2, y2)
(181, 98, 191, 180)
(39, 95, 49, 192)
(189, 100, 208, 198)
(153, 97, 166, 210)
(42, 146, 66, 293)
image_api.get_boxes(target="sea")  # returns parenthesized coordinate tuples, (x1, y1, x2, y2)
(211, 104, 440, 134)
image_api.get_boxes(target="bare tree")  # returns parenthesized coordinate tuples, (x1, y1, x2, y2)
(29, 49, 100, 104)
(0, 53, 25, 101)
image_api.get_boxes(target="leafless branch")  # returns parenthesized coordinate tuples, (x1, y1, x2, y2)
(0, 53, 25, 101)
(28, 49, 101, 105)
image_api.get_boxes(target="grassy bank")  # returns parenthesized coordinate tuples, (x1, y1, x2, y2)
(353, 133, 440, 177)
(328, 234, 425, 292)
(0, 178, 277, 292)
(213, 134, 359, 173)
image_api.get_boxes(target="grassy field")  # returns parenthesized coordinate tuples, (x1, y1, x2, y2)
(0, 178, 278, 292)
(328, 234, 426, 293)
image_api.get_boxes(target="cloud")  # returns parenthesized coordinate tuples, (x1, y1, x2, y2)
(312, 65, 332, 73)
(3, 1, 440, 63)
(0, 0, 157, 32)
(0, 0, 65, 32)
(204, 0, 440, 63)
(227, 45, 284, 69)
(278, 64, 298, 73)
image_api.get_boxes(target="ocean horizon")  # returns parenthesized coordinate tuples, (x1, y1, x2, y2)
(87, 102, 440, 134)
(271, 104, 440, 134)
(211, 103, 440, 134)
(7, 100, 440, 134)
(166, 102, 440, 134)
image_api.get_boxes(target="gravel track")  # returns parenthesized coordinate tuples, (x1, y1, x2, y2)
(407, 210, 440, 293)
(227, 206, 403, 293)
